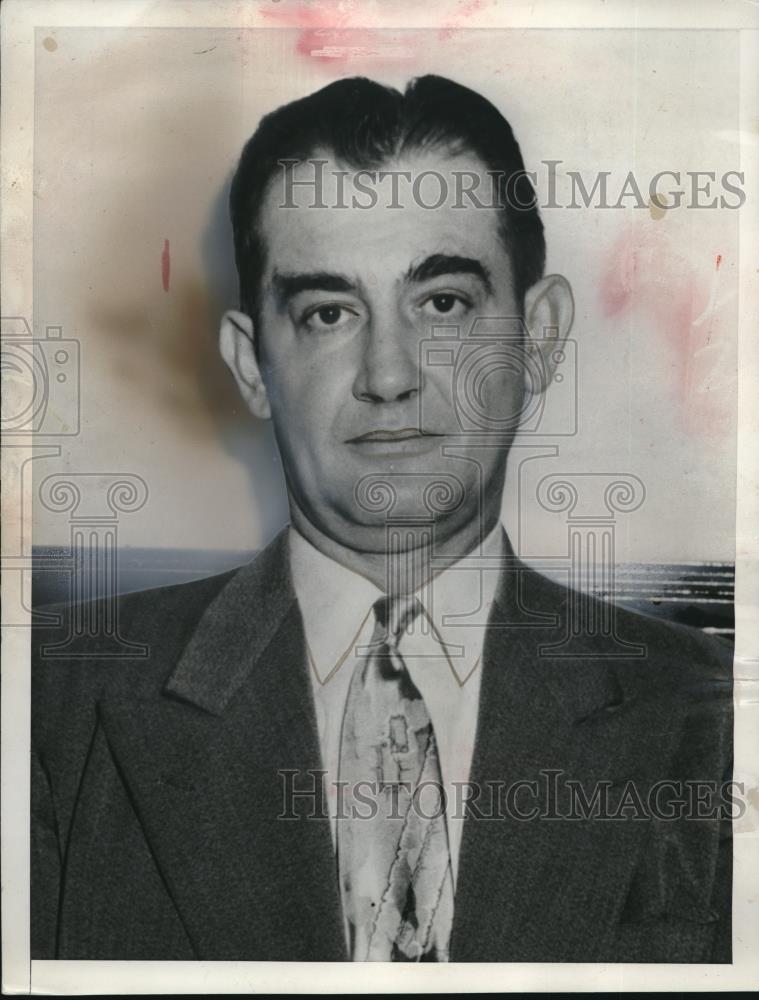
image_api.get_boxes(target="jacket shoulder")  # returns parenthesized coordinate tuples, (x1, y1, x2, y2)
(31, 566, 241, 752)
(517, 560, 734, 693)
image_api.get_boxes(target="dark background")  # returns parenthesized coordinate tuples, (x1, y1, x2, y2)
(31, 547, 735, 640)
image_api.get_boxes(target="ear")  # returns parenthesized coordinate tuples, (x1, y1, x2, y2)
(219, 309, 271, 420)
(522, 274, 575, 395)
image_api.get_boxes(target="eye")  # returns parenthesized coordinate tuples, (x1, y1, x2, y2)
(301, 303, 358, 332)
(420, 292, 472, 318)
(316, 305, 343, 325)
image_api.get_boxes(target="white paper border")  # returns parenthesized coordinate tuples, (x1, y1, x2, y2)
(2, 0, 757, 994)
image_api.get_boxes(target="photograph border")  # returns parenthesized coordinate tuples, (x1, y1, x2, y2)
(2, 0, 758, 993)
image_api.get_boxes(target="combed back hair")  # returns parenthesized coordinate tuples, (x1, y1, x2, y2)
(229, 75, 545, 323)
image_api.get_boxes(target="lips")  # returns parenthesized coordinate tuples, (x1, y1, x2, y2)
(347, 428, 441, 443)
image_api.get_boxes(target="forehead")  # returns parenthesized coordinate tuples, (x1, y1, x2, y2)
(257, 149, 509, 280)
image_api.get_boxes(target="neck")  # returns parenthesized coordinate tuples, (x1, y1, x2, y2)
(288, 500, 501, 594)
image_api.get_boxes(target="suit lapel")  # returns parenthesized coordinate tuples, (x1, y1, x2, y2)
(98, 531, 347, 960)
(97, 528, 683, 961)
(451, 555, 685, 962)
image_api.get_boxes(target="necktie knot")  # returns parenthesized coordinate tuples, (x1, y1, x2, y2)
(373, 594, 422, 652)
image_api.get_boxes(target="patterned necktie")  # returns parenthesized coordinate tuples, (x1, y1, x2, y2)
(337, 594, 455, 961)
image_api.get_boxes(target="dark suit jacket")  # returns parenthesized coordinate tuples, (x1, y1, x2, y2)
(31, 529, 733, 962)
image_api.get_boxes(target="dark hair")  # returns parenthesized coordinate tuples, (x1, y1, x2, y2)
(229, 74, 545, 323)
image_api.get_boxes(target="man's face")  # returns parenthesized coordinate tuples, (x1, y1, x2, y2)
(243, 150, 528, 553)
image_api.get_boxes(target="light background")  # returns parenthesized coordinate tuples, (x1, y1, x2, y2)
(31, 23, 740, 565)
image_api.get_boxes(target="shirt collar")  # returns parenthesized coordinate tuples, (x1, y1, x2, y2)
(289, 523, 504, 686)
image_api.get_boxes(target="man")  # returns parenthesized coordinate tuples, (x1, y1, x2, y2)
(31, 75, 733, 962)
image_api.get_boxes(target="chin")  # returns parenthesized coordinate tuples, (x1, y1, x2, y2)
(344, 471, 469, 522)
(327, 499, 472, 552)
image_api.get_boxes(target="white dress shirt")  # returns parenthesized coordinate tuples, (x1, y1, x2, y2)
(289, 523, 504, 888)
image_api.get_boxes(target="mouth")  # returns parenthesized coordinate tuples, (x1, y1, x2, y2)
(346, 428, 441, 444)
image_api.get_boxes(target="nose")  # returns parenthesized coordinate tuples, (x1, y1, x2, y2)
(352, 313, 421, 404)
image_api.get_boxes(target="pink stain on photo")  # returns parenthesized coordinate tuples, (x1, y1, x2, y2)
(599, 227, 732, 437)
(259, 1, 391, 68)
(259, 0, 484, 71)
(161, 239, 170, 293)
(438, 0, 488, 41)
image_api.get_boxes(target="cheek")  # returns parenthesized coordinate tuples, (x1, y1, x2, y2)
(268, 382, 317, 439)
(487, 369, 525, 408)
(482, 379, 525, 434)
(265, 339, 358, 425)
(264, 361, 343, 448)
(261, 344, 312, 420)
(426, 356, 524, 416)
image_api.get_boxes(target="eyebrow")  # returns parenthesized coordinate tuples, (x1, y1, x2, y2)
(405, 254, 493, 295)
(271, 270, 357, 305)
(270, 253, 494, 307)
